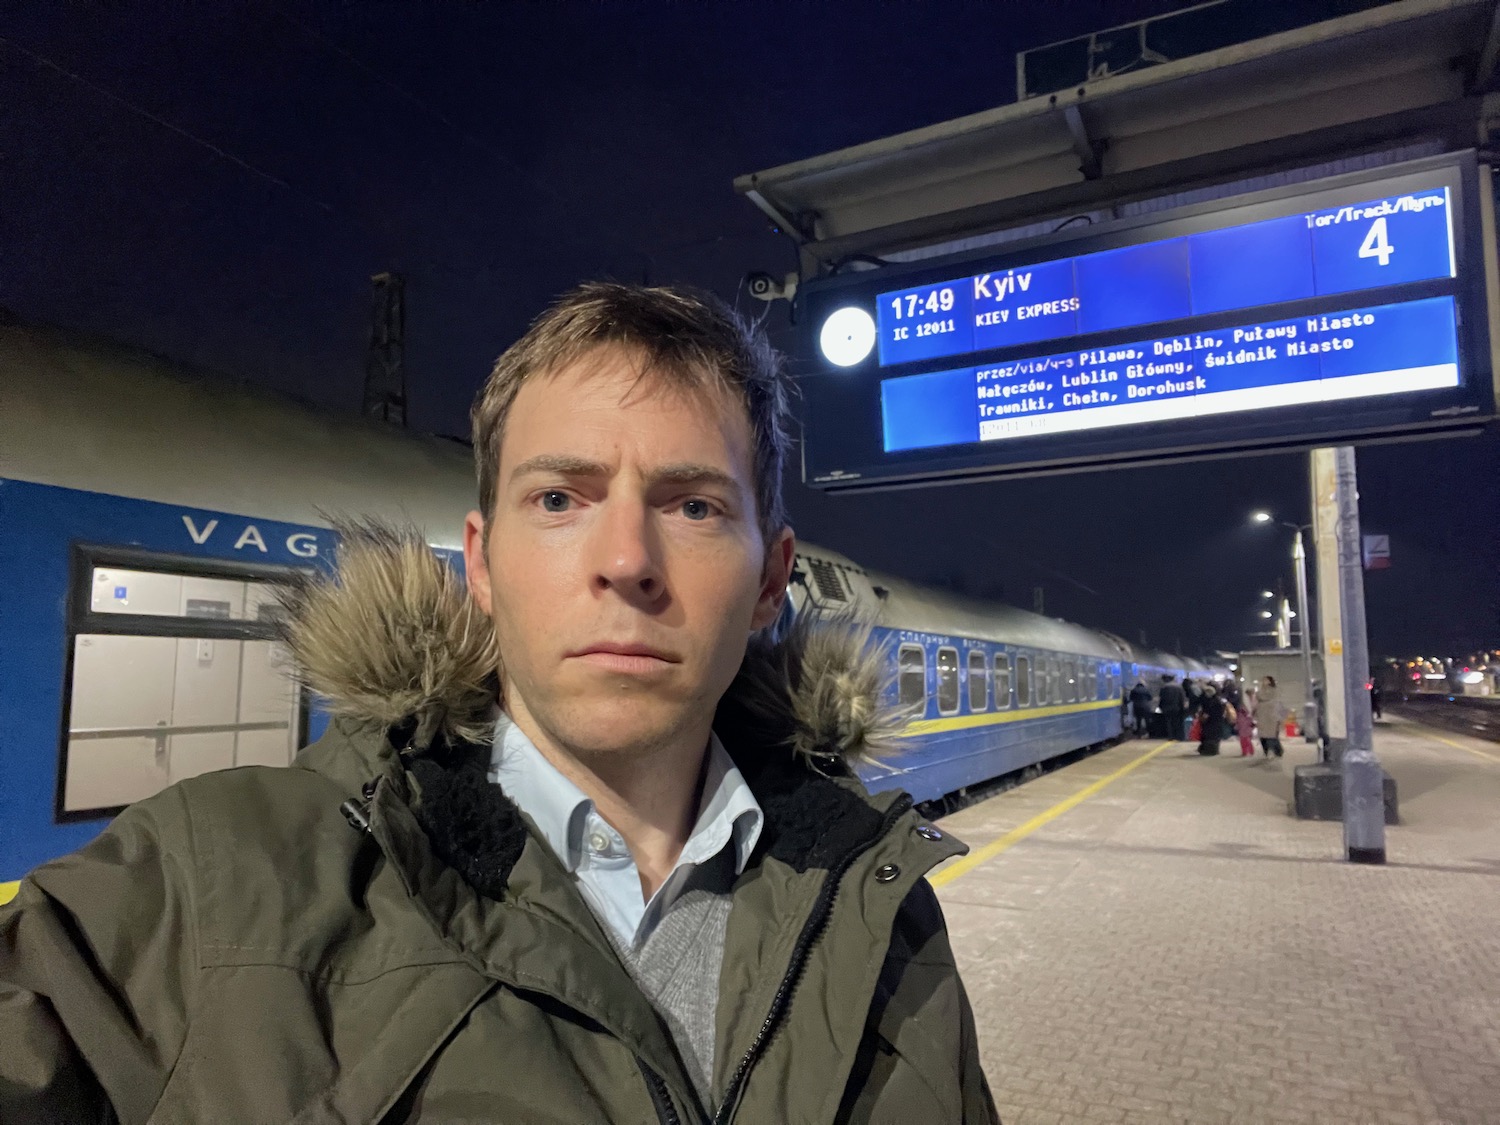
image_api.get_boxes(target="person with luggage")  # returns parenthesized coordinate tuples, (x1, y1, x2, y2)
(1255, 675, 1284, 757)
(1196, 684, 1227, 756)
(1128, 679, 1154, 738)
(1158, 674, 1187, 742)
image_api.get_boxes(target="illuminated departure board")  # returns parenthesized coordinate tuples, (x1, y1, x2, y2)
(795, 153, 1497, 492)
(876, 188, 1455, 369)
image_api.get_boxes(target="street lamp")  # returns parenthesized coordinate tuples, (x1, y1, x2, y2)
(1251, 510, 1318, 753)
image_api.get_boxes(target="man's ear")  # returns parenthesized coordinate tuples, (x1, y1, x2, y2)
(462, 510, 494, 616)
(750, 527, 796, 631)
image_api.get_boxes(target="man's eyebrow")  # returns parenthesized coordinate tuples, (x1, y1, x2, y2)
(509, 454, 611, 482)
(508, 456, 742, 495)
(647, 463, 741, 493)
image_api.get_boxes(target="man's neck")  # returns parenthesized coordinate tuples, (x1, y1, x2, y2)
(506, 706, 710, 902)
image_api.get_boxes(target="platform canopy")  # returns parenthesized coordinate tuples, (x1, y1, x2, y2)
(735, 0, 1500, 271)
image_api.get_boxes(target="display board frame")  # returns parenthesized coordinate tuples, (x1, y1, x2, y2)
(796, 151, 1499, 492)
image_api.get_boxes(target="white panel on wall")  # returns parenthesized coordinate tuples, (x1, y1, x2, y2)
(63, 735, 165, 811)
(91, 567, 181, 617)
(69, 634, 176, 731)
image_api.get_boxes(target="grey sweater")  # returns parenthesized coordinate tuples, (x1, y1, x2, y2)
(609, 852, 737, 1110)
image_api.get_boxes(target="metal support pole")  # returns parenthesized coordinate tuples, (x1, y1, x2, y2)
(1334, 446, 1386, 864)
(1293, 530, 1317, 755)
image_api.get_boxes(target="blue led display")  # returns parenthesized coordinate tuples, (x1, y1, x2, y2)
(874, 187, 1455, 370)
(970, 260, 1080, 351)
(1188, 214, 1314, 315)
(1075, 238, 1193, 335)
(1308, 192, 1455, 296)
(877, 279, 973, 366)
(880, 296, 1458, 453)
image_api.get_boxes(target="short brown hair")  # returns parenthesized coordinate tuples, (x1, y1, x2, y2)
(472, 282, 793, 545)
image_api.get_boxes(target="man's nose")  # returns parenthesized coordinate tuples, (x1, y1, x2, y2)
(590, 498, 667, 606)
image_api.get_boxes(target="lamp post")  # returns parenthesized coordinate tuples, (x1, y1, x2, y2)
(1253, 511, 1318, 754)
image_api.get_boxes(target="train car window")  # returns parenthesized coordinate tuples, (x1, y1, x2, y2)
(994, 654, 1012, 709)
(936, 647, 960, 715)
(1065, 658, 1078, 704)
(60, 554, 303, 819)
(1015, 655, 1031, 706)
(1036, 656, 1049, 706)
(967, 650, 988, 712)
(898, 644, 927, 709)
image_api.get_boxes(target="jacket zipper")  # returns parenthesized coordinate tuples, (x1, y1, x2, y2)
(710, 793, 915, 1125)
(639, 1058, 685, 1125)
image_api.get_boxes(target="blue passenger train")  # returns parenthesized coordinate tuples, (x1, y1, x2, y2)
(0, 319, 1227, 891)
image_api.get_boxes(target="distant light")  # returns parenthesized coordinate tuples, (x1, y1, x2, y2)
(1461, 671, 1484, 684)
(818, 307, 876, 367)
(1261, 590, 1274, 598)
(1251, 511, 1272, 523)
(1260, 610, 1274, 619)
(1287, 610, 1297, 618)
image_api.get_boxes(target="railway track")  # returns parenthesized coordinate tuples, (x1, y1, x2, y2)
(1388, 695, 1500, 743)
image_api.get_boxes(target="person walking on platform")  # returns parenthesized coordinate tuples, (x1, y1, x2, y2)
(1159, 674, 1187, 741)
(1196, 684, 1226, 756)
(1129, 679, 1153, 737)
(1255, 675, 1284, 757)
(1234, 690, 1256, 756)
(1182, 676, 1201, 720)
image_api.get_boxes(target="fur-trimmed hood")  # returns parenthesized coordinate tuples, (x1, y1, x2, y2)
(274, 521, 902, 765)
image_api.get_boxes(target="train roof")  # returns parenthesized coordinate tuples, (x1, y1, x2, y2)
(0, 321, 476, 548)
(793, 542, 1128, 659)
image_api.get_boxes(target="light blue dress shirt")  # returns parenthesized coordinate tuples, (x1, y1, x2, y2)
(489, 714, 763, 951)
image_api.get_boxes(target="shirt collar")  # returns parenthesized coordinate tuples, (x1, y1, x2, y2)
(487, 713, 763, 876)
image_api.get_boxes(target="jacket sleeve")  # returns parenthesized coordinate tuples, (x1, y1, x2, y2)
(840, 879, 1001, 1124)
(0, 785, 198, 1125)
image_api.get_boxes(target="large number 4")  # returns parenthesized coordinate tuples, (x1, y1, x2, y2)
(1358, 217, 1394, 267)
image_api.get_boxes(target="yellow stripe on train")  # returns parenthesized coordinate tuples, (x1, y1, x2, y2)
(900, 696, 1121, 737)
(0, 880, 19, 907)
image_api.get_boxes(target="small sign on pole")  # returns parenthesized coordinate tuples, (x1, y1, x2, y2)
(1362, 535, 1391, 570)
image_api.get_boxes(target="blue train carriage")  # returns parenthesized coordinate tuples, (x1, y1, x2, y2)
(0, 320, 475, 895)
(784, 544, 1132, 806)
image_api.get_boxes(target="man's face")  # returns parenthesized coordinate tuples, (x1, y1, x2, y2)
(463, 346, 795, 761)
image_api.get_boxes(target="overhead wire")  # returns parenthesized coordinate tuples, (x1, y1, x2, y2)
(0, 33, 338, 215)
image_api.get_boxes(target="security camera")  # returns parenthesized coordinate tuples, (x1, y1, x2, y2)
(745, 271, 798, 303)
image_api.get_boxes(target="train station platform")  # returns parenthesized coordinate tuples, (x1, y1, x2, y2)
(933, 716, 1500, 1124)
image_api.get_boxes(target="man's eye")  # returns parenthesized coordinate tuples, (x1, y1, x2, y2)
(681, 499, 713, 521)
(540, 491, 571, 513)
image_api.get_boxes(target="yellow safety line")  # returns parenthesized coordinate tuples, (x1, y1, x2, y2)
(0, 880, 18, 907)
(930, 740, 1174, 887)
(902, 696, 1119, 737)
(1422, 731, 1500, 764)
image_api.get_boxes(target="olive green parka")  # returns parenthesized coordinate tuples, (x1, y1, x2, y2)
(0, 526, 998, 1124)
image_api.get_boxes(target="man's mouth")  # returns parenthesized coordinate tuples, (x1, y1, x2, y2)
(568, 643, 680, 675)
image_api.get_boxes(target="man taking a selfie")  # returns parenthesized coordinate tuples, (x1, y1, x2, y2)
(1, 282, 998, 1123)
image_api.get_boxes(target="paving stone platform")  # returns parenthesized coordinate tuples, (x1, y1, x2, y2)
(934, 716, 1500, 1125)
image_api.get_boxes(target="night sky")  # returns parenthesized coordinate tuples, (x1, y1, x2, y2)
(3, 2, 1496, 659)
